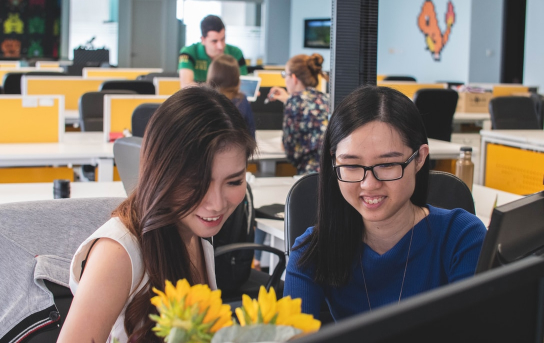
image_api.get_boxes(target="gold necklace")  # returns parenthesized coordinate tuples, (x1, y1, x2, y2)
(360, 210, 416, 311)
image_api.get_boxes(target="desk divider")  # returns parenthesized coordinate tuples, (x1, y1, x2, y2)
(0, 61, 21, 68)
(22, 76, 112, 111)
(103, 94, 169, 142)
(153, 77, 180, 96)
(492, 85, 530, 97)
(83, 67, 163, 80)
(35, 61, 72, 69)
(0, 95, 63, 143)
(253, 70, 327, 93)
(0, 67, 63, 84)
(377, 82, 447, 99)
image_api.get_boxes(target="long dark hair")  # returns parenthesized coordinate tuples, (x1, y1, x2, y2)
(297, 85, 429, 287)
(113, 86, 256, 342)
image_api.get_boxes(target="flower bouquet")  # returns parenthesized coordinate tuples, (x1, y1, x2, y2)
(150, 279, 320, 343)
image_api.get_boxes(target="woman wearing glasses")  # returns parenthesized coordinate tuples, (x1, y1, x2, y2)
(283, 85, 486, 321)
(267, 53, 330, 174)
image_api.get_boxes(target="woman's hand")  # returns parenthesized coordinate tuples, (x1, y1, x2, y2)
(268, 87, 289, 104)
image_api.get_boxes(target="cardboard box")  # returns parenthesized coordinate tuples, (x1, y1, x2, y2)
(456, 92, 493, 113)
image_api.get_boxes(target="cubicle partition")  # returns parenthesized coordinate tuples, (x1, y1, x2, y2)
(153, 77, 180, 96)
(377, 82, 447, 99)
(83, 67, 163, 80)
(253, 70, 327, 93)
(0, 61, 21, 68)
(103, 94, 168, 142)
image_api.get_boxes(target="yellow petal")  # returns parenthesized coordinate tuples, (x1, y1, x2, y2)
(235, 307, 246, 326)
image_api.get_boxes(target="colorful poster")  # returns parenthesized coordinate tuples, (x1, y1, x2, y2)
(0, 0, 61, 59)
(417, 0, 456, 61)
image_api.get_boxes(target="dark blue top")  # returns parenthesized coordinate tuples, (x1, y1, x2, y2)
(283, 205, 487, 321)
(232, 95, 256, 139)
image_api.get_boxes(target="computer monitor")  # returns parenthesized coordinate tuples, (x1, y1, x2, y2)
(239, 76, 261, 102)
(475, 191, 544, 273)
(291, 256, 544, 343)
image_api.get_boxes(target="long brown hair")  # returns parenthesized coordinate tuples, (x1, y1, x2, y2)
(287, 53, 329, 88)
(113, 86, 256, 342)
(207, 54, 241, 100)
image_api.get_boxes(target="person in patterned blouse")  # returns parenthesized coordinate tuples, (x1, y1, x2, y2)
(268, 53, 330, 174)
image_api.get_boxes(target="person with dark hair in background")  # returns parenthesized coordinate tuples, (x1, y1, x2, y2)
(268, 53, 330, 175)
(283, 85, 486, 321)
(58, 87, 256, 343)
(208, 54, 255, 138)
(179, 15, 247, 88)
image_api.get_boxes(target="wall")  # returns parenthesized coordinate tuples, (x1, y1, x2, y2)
(289, 0, 331, 70)
(467, 0, 503, 83)
(524, 0, 544, 92)
(263, 0, 291, 65)
(377, 0, 472, 83)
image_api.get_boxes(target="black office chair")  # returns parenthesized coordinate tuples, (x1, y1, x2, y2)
(137, 72, 179, 81)
(413, 89, 459, 142)
(383, 75, 417, 82)
(489, 96, 540, 130)
(285, 170, 475, 256)
(0, 197, 123, 343)
(250, 86, 284, 130)
(99, 80, 156, 95)
(530, 93, 544, 129)
(131, 103, 161, 137)
(79, 90, 137, 132)
(113, 137, 286, 305)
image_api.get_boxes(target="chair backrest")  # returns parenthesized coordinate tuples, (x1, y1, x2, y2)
(383, 75, 417, 82)
(489, 96, 540, 130)
(250, 86, 284, 130)
(79, 90, 137, 131)
(100, 80, 156, 95)
(114, 136, 143, 194)
(284, 171, 475, 255)
(0, 197, 123, 343)
(131, 103, 161, 137)
(413, 88, 459, 141)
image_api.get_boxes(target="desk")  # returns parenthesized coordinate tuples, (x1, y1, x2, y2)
(254, 131, 466, 176)
(0, 181, 126, 204)
(479, 130, 544, 194)
(64, 109, 79, 126)
(0, 132, 115, 182)
(453, 112, 491, 130)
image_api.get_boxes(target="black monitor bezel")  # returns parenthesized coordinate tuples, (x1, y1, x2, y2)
(303, 18, 331, 49)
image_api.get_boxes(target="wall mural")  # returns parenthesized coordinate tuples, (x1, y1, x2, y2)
(0, 0, 61, 59)
(418, 0, 455, 61)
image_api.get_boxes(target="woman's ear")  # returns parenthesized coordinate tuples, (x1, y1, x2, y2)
(416, 144, 430, 171)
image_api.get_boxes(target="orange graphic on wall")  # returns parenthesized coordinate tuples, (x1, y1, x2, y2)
(418, 0, 455, 61)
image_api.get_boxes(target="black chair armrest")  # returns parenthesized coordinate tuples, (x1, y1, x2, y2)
(215, 243, 286, 292)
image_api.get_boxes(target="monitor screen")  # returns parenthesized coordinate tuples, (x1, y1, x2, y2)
(291, 256, 544, 343)
(239, 76, 261, 102)
(475, 191, 544, 273)
(304, 18, 331, 49)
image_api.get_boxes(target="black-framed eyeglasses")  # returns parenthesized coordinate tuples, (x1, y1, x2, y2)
(333, 150, 420, 183)
(281, 70, 292, 78)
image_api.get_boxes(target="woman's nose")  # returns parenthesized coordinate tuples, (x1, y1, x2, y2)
(202, 185, 226, 211)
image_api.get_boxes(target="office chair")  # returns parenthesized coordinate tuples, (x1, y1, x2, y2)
(285, 170, 475, 256)
(137, 72, 179, 81)
(488, 96, 540, 130)
(99, 80, 156, 95)
(250, 87, 285, 130)
(2, 71, 66, 94)
(131, 103, 161, 137)
(79, 90, 137, 132)
(0, 197, 123, 343)
(113, 136, 286, 303)
(413, 89, 459, 141)
(530, 93, 544, 129)
(383, 75, 417, 82)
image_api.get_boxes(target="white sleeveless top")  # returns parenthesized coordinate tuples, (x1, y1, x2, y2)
(69, 217, 217, 343)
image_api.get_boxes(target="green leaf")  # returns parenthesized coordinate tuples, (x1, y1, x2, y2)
(211, 324, 302, 343)
(166, 327, 189, 343)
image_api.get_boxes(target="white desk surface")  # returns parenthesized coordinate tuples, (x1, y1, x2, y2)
(0, 181, 126, 204)
(64, 109, 79, 125)
(453, 112, 490, 122)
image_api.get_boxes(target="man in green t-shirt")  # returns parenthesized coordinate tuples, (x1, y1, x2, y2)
(179, 15, 248, 88)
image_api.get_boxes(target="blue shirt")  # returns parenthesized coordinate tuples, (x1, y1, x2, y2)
(283, 205, 486, 321)
(232, 95, 256, 139)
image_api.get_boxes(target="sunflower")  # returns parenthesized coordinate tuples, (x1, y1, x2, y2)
(234, 286, 320, 333)
(150, 279, 233, 342)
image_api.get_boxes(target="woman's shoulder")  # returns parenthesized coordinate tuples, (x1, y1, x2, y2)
(292, 226, 315, 254)
(426, 205, 487, 238)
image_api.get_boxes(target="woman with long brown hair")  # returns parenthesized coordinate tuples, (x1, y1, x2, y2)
(58, 86, 256, 342)
(268, 53, 330, 174)
(208, 54, 256, 138)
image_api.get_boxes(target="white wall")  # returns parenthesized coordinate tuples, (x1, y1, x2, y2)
(524, 0, 544, 92)
(377, 0, 472, 83)
(289, 0, 332, 71)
